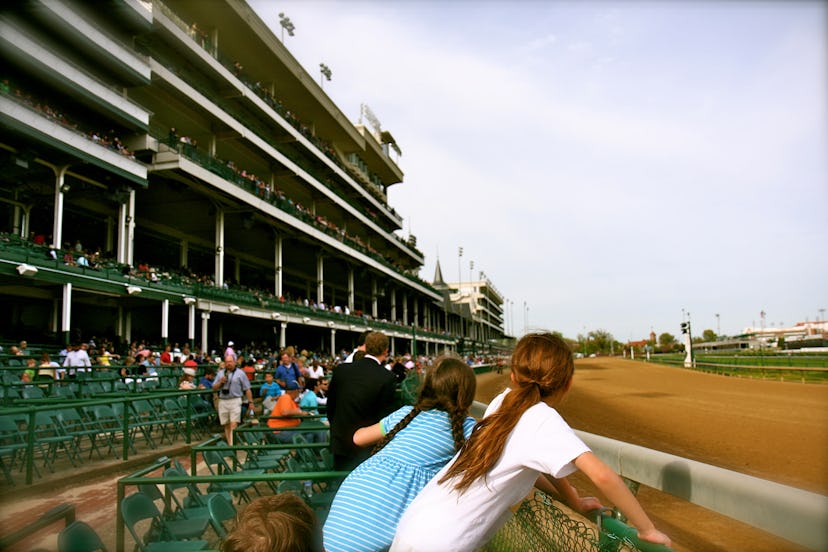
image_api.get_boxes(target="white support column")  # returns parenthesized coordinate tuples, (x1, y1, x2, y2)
(330, 329, 336, 357)
(413, 299, 419, 329)
(347, 268, 355, 311)
(274, 235, 283, 298)
(280, 322, 287, 349)
(161, 299, 170, 344)
(51, 298, 59, 335)
(403, 294, 409, 326)
(317, 255, 324, 305)
(115, 305, 123, 341)
(188, 305, 196, 347)
(390, 336, 395, 357)
(180, 240, 189, 269)
(126, 189, 136, 266)
(105, 216, 114, 255)
(125, 310, 132, 344)
(12, 203, 21, 236)
(52, 166, 70, 249)
(61, 283, 72, 345)
(201, 312, 211, 356)
(117, 203, 127, 264)
(16, 204, 31, 238)
(371, 279, 378, 319)
(215, 210, 225, 287)
(390, 289, 397, 322)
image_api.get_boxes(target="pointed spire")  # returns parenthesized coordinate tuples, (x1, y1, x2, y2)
(433, 259, 446, 286)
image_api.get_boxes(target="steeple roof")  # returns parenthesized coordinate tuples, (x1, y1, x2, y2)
(433, 259, 446, 286)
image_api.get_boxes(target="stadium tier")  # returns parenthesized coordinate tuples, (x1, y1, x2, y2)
(0, 0, 506, 354)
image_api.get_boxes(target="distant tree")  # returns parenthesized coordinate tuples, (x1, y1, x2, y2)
(658, 332, 676, 353)
(588, 329, 615, 355)
(702, 329, 717, 342)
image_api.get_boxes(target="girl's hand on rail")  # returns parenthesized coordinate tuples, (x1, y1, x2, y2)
(574, 496, 603, 514)
(637, 527, 672, 548)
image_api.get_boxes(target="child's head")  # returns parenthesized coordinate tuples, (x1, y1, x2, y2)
(221, 494, 315, 552)
(510, 332, 574, 401)
(373, 354, 476, 455)
(440, 331, 574, 493)
(417, 354, 477, 415)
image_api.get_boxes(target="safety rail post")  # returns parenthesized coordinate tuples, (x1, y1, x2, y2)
(184, 391, 192, 444)
(25, 407, 35, 485)
(120, 397, 129, 461)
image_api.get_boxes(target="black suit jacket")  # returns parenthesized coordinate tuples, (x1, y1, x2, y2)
(327, 356, 397, 470)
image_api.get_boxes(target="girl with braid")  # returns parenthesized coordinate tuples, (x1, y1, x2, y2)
(323, 355, 477, 552)
(391, 332, 671, 551)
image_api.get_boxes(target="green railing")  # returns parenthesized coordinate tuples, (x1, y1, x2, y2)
(647, 353, 828, 383)
(0, 388, 213, 484)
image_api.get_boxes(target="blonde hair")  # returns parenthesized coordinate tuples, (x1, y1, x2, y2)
(439, 332, 574, 492)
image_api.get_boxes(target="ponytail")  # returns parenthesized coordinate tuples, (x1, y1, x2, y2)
(439, 332, 574, 493)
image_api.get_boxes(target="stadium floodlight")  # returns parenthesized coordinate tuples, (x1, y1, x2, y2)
(183, 296, 196, 305)
(319, 63, 332, 88)
(271, 312, 281, 320)
(228, 305, 240, 313)
(278, 12, 295, 41)
(126, 285, 142, 295)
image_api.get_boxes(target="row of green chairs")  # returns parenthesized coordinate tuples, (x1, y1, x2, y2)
(0, 397, 214, 485)
(122, 459, 240, 551)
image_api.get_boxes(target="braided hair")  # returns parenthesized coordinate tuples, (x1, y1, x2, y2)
(372, 354, 477, 456)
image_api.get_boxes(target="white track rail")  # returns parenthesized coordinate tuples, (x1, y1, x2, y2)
(470, 401, 827, 550)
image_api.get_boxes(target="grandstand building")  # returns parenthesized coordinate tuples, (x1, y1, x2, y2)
(0, 0, 493, 356)
(430, 260, 506, 347)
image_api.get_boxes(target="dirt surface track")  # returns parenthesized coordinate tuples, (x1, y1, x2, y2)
(475, 358, 828, 551)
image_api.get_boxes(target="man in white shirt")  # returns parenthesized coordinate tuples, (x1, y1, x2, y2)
(63, 342, 92, 377)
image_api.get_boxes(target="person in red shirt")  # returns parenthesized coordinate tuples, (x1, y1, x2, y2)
(242, 358, 256, 382)
(160, 344, 173, 365)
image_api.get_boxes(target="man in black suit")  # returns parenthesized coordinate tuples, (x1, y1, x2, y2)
(327, 331, 397, 471)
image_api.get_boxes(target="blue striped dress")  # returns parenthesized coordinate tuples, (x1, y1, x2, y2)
(323, 406, 476, 552)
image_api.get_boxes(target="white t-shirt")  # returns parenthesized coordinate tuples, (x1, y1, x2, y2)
(391, 389, 590, 551)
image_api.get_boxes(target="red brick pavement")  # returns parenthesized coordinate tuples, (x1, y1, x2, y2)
(0, 439, 197, 551)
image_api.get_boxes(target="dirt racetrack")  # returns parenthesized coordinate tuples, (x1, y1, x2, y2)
(474, 357, 828, 552)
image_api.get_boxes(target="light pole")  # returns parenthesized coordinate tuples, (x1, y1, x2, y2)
(457, 247, 463, 294)
(319, 63, 332, 88)
(523, 301, 528, 336)
(715, 313, 720, 337)
(278, 12, 295, 42)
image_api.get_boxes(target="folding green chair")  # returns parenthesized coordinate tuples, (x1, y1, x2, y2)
(206, 493, 237, 539)
(57, 520, 107, 552)
(202, 449, 263, 504)
(31, 410, 81, 472)
(121, 492, 208, 552)
(0, 415, 31, 484)
(112, 402, 157, 451)
(85, 404, 125, 457)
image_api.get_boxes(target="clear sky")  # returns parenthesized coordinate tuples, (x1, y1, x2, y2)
(251, 0, 827, 341)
